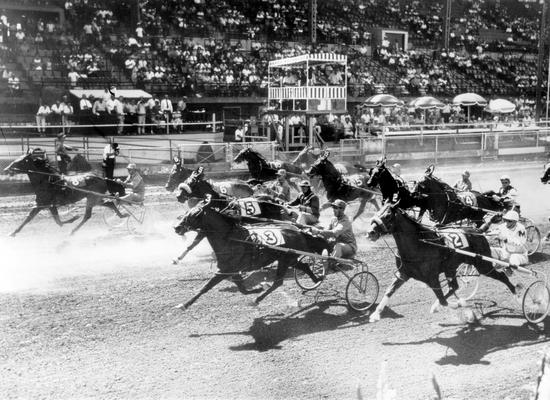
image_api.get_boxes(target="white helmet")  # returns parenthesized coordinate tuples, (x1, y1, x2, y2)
(503, 210, 519, 222)
(500, 175, 511, 182)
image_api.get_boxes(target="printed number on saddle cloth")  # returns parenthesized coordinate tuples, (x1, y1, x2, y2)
(66, 176, 87, 187)
(215, 183, 229, 195)
(238, 198, 261, 216)
(344, 175, 364, 186)
(457, 192, 477, 207)
(270, 161, 282, 169)
(248, 228, 285, 246)
(439, 229, 469, 249)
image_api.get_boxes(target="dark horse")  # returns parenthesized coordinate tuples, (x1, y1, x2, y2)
(366, 202, 518, 322)
(4, 149, 126, 236)
(292, 145, 369, 174)
(165, 157, 253, 207)
(414, 165, 490, 226)
(173, 197, 330, 309)
(541, 161, 550, 184)
(233, 147, 303, 183)
(366, 158, 425, 209)
(177, 167, 293, 221)
(305, 150, 380, 220)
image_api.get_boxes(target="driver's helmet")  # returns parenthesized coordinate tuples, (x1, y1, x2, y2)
(503, 210, 519, 222)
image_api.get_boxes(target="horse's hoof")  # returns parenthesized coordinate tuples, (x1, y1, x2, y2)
(458, 298, 468, 308)
(430, 302, 442, 314)
(174, 303, 187, 310)
(369, 312, 381, 322)
(8, 233, 16, 237)
(172, 259, 179, 265)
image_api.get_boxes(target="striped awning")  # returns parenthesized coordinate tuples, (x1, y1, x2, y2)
(268, 53, 347, 67)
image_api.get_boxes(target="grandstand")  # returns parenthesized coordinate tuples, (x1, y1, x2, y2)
(0, 0, 547, 134)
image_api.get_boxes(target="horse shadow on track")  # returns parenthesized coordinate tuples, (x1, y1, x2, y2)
(382, 312, 550, 366)
(190, 300, 374, 352)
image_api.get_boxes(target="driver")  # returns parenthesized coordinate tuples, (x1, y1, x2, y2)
(265, 168, 291, 202)
(479, 210, 528, 273)
(453, 170, 472, 192)
(310, 199, 357, 261)
(286, 180, 319, 225)
(116, 163, 145, 203)
(489, 175, 518, 211)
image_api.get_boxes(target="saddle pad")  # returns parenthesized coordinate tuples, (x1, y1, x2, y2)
(238, 197, 261, 216)
(438, 228, 469, 249)
(64, 175, 89, 187)
(247, 227, 285, 246)
(457, 191, 477, 207)
(343, 174, 365, 187)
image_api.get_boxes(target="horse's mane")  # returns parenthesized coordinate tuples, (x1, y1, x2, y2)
(422, 174, 453, 192)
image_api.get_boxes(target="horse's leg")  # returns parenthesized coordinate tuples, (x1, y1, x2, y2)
(70, 202, 94, 235)
(9, 206, 42, 237)
(254, 259, 292, 303)
(352, 198, 368, 221)
(370, 196, 380, 211)
(102, 200, 128, 218)
(175, 273, 227, 310)
(429, 279, 450, 313)
(369, 276, 407, 322)
(483, 268, 516, 294)
(49, 206, 79, 226)
(233, 274, 263, 295)
(295, 260, 324, 283)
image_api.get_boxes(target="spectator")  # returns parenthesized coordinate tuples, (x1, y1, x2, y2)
(35, 100, 50, 135)
(136, 97, 147, 135)
(60, 96, 74, 134)
(160, 94, 173, 125)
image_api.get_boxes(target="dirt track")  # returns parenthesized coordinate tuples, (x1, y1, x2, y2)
(1, 161, 550, 400)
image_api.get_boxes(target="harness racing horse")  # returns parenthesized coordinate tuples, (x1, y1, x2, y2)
(4, 150, 126, 236)
(292, 145, 369, 175)
(414, 165, 488, 226)
(366, 159, 425, 209)
(177, 167, 293, 221)
(233, 147, 303, 183)
(305, 150, 380, 220)
(165, 157, 253, 207)
(541, 161, 550, 184)
(366, 202, 518, 322)
(173, 197, 330, 309)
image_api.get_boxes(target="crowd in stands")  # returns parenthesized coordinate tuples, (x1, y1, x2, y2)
(0, 0, 546, 125)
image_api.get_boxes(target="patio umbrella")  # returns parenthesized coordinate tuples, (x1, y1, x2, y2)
(408, 96, 445, 110)
(485, 99, 516, 114)
(363, 94, 404, 108)
(452, 93, 487, 121)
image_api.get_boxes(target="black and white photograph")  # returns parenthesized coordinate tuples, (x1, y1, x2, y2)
(2, 0, 550, 398)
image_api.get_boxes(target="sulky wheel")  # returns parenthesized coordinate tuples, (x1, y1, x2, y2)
(454, 263, 480, 300)
(345, 271, 379, 312)
(294, 254, 326, 291)
(525, 225, 541, 256)
(102, 205, 128, 230)
(522, 280, 550, 324)
(125, 204, 146, 234)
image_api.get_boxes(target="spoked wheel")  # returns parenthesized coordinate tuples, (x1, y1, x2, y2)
(525, 225, 541, 256)
(294, 254, 326, 291)
(522, 280, 550, 323)
(102, 204, 128, 230)
(124, 204, 146, 234)
(346, 271, 379, 311)
(454, 263, 480, 300)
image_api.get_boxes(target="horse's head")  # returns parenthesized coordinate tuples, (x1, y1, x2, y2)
(4, 149, 47, 175)
(165, 156, 192, 191)
(177, 166, 215, 202)
(173, 196, 211, 235)
(366, 201, 399, 241)
(366, 158, 387, 187)
(233, 147, 259, 164)
(541, 162, 550, 184)
(305, 150, 338, 178)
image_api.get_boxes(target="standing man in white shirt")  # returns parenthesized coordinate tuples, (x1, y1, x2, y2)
(160, 94, 173, 127)
(36, 100, 50, 135)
